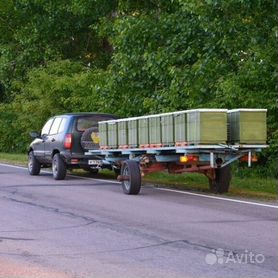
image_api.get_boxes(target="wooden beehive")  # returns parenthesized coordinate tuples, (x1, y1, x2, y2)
(117, 119, 128, 147)
(173, 111, 188, 145)
(107, 120, 118, 148)
(138, 117, 149, 146)
(187, 109, 228, 145)
(228, 109, 267, 144)
(149, 114, 162, 145)
(99, 121, 108, 147)
(161, 112, 175, 146)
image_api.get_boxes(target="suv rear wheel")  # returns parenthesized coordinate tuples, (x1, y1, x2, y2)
(52, 153, 67, 180)
(28, 151, 41, 175)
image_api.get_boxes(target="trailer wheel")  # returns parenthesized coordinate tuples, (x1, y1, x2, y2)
(210, 165, 232, 193)
(121, 160, 141, 195)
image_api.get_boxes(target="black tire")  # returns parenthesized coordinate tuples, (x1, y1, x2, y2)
(52, 153, 67, 180)
(210, 165, 232, 193)
(80, 127, 99, 150)
(121, 160, 141, 195)
(28, 151, 41, 175)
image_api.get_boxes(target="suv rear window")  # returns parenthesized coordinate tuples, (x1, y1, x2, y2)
(76, 115, 116, 132)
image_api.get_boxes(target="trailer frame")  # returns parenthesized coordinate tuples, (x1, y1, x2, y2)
(85, 144, 267, 195)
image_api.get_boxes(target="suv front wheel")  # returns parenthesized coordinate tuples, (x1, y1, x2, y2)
(52, 153, 67, 180)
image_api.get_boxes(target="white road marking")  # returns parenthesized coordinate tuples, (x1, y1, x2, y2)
(67, 173, 120, 184)
(0, 162, 120, 184)
(156, 188, 278, 209)
(0, 163, 29, 170)
(0, 162, 277, 208)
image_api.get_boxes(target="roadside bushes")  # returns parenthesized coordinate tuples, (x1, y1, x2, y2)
(0, 1, 277, 178)
(0, 60, 113, 153)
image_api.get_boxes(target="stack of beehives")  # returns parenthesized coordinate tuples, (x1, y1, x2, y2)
(99, 109, 267, 149)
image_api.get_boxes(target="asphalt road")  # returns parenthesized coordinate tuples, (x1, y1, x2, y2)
(0, 163, 277, 278)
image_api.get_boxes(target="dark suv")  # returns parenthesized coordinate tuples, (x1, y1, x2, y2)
(28, 113, 117, 180)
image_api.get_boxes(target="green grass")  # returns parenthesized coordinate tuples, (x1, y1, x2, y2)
(0, 152, 27, 165)
(0, 152, 276, 201)
(144, 171, 277, 200)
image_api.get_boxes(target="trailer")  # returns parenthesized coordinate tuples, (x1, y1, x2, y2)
(85, 144, 267, 195)
(84, 108, 267, 195)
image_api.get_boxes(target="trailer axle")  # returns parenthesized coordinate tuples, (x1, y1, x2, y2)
(117, 175, 130, 182)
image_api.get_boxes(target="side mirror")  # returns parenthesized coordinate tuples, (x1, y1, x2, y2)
(29, 131, 40, 139)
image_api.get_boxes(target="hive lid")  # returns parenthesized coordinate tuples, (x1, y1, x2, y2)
(187, 109, 228, 113)
(99, 108, 230, 124)
(147, 112, 174, 118)
(99, 119, 117, 124)
(172, 110, 189, 115)
(228, 108, 267, 113)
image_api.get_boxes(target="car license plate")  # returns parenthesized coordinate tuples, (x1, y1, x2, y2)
(88, 160, 102, 166)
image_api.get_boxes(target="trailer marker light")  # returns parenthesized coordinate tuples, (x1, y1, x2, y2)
(252, 155, 258, 162)
(240, 154, 258, 162)
(180, 155, 199, 163)
(188, 155, 199, 162)
(180, 156, 189, 163)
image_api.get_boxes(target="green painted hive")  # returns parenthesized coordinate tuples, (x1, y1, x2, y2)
(117, 119, 128, 147)
(228, 109, 267, 144)
(173, 111, 188, 145)
(138, 117, 149, 146)
(161, 113, 175, 146)
(99, 121, 108, 147)
(149, 115, 162, 145)
(107, 120, 118, 148)
(127, 117, 138, 148)
(187, 109, 228, 145)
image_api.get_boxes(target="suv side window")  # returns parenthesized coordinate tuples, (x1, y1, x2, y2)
(41, 118, 54, 136)
(49, 117, 62, 135)
(58, 118, 67, 133)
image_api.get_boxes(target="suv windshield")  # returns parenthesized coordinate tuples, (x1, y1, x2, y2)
(76, 115, 116, 132)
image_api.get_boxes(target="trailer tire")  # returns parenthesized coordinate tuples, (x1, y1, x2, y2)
(213, 165, 232, 193)
(121, 160, 141, 195)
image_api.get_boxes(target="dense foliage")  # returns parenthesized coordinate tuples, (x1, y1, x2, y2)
(0, 0, 277, 177)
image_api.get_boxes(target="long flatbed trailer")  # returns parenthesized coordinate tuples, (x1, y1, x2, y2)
(86, 144, 268, 195)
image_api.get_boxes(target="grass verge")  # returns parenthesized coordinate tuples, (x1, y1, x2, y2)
(0, 152, 28, 166)
(0, 152, 276, 201)
(144, 172, 277, 201)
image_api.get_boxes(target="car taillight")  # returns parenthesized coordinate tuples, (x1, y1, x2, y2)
(64, 134, 73, 149)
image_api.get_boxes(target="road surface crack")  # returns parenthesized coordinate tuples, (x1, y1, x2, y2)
(3, 196, 97, 224)
(0, 236, 34, 242)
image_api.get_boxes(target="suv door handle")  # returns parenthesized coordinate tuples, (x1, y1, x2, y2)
(51, 138, 55, 142)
